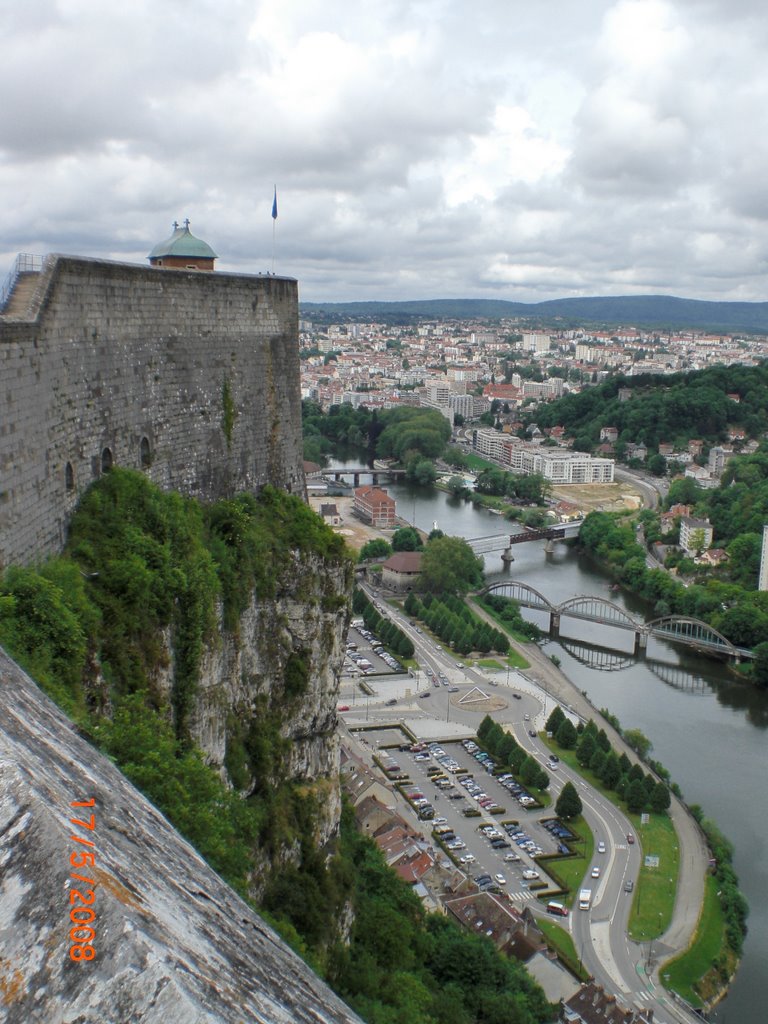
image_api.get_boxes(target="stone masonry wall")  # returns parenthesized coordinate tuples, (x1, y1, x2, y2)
(0, 254, 306, 568)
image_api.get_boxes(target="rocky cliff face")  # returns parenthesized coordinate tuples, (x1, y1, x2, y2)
(148, 550, 352, 863)
(0, 647, 363, 1024)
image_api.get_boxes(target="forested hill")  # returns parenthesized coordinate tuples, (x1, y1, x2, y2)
(526, 364, 768, 451)
(300, 295, 768, 333)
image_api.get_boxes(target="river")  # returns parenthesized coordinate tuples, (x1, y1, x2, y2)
(331, 463, 765, 1020)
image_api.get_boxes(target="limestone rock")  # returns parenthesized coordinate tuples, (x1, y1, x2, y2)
(0, 649, 363, 1024)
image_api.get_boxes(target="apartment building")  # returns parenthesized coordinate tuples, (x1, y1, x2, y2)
(473, 430, 614, 483)
(353, 486, 397, 528)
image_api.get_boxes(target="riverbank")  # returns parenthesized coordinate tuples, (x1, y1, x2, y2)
(313, 480, 726, 1006)
(467, 597, 712, 998)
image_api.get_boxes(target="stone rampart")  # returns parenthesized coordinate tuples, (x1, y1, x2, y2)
(0, 255, 305, 568)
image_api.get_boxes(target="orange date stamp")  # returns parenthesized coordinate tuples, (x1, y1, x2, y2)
(68, 798, 97, 961)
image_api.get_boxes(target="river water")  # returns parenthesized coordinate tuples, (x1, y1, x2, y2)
(333, 463, 765, 1020)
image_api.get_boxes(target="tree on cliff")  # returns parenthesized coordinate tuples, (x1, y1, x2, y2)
(418, 536, 484, 596)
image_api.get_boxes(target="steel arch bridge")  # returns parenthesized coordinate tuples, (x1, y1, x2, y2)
(481, 580, 556, 613)
(480, 581, 751, 662)
(645, 615, 739, 659)
(558, 595, 641, 629)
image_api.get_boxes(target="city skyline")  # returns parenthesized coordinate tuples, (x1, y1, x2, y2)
(2, 0, 767, 304)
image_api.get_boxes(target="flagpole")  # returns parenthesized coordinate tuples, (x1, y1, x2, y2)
(271, 185, 278, 274)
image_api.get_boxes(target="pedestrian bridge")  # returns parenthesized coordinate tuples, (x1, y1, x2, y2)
(480, 580, 753, 662)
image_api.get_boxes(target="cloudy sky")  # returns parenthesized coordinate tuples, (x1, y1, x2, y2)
(2, 0, 767, 303)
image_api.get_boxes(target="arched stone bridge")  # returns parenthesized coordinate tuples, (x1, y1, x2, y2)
(481, 580, 752, 662)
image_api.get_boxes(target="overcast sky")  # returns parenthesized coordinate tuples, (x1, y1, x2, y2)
(3, 0, 767, 304)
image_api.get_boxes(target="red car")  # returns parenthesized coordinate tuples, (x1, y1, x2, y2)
(337, 705, 350, 712)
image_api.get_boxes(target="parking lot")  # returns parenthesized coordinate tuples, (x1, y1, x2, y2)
(402, 738, 568, 903)
(345, 622, 404, 677)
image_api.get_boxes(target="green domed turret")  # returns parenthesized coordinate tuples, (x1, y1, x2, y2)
(148, 220, 217, 270)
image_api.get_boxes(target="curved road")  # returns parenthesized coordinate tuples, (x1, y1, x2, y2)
(351, 584, 708, 1023)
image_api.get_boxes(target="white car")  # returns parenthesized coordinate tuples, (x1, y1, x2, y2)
(522, 869, 540, 880)
(494, 873, 507, 885)
(591, 866, 601, 878)
(460, 854, 476, 864)
(597, 841, 606, 854)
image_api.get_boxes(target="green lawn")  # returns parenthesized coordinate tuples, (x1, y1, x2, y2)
(628, 813, 678, 940)
(461, 452, 498, 472)
(540, 817, 594, 901)
(505, 648, 531, 669)
(536, 916, 590, 982)
(541, 736, 680, 940)
(662, 874, 727, 1007)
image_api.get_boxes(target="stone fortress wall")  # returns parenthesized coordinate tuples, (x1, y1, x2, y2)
(0, 254, 306, 568)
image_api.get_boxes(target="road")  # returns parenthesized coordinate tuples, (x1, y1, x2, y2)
(342, 586, 706, 1024)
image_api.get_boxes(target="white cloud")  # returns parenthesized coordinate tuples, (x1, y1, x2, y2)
(1, 0, 768, 303)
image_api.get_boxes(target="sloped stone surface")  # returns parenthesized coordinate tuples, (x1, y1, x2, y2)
(0, 649, 362, 1024)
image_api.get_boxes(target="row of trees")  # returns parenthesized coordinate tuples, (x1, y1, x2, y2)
(352, 588, 415, 660)
(477, 715, 549, 791)
(472, 467, 550, 506)
(404, 593, 510, 657)
(479, 592, 543, 642)
(546, 708, 671, 815)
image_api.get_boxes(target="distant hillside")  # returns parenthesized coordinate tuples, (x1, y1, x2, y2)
(300, 295, 768, 333)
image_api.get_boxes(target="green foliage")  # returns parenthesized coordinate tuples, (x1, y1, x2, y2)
(92, 694, 260, 893)
(474, 467, 549, 505)
(479, 593, 542, 641)
(407, 594, 508, 655)
(419, 537, 484, 596)
(392, 527, 423, 552)
(623, 727, 653, 760)
(328, 806, 551, 1024)
(359, 539, 392, 562)
(525, 365, 763, 452)
(752, 641, 768, 687)
(555, 781, 582, 820)
(66, 468, 219, 729)
(284, 649, 310, 700)
(0, 562, 94, 716)
(556, 719, 578, 749)
(546, 705, 566, 735)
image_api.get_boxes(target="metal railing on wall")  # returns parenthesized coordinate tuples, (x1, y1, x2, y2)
(0, 253, 43, 311)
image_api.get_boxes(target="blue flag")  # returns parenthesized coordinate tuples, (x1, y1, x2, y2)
(272, 187, 278, 220)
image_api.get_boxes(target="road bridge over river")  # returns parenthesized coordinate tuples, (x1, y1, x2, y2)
(482, 580, 753, 663)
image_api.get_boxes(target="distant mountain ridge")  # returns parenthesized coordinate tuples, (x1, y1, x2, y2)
(300, 295, 768, 333)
